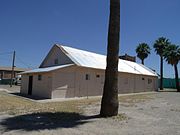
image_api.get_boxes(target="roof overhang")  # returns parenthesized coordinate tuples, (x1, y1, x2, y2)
(20, 64, 75, 75)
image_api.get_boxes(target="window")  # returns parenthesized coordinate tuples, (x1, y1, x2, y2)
(54, 58, 58, 65)
(96, 74, 100, 78)
(85, 74, 90, 80)
(142, 78, 145, 80)
(148, 79, 152, 84)
(38, 75, 42, 81)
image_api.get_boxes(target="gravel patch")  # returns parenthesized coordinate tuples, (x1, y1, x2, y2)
(0, 91, 180, 135)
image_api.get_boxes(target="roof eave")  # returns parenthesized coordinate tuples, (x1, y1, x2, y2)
(20, 64, 75, 75)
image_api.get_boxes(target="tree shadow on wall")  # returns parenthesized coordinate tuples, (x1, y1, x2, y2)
(0, 112, 100, 133)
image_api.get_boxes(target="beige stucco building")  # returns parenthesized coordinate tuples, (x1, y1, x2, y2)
(20, 44, 158, 99)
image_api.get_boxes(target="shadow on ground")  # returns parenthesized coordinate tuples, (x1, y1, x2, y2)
(11, 93, 49, 100)
(0, 112, 100, 132)
(158, 89, 178, 93)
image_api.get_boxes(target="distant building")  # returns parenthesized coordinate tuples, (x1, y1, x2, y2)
(0, 66, 27, 80)
(119, 54, 136, 62)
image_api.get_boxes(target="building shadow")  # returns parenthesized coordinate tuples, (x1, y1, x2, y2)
(0, 112, 100, 133)
(158, 89, 178, 93)
(11, 93, 49, 100)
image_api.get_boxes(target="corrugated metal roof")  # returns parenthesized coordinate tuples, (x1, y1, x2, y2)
(21, 45, 157, 77)
(58, 45, 157, 77)
(20, 64, 74, 74)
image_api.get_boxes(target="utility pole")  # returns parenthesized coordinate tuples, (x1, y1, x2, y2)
(10, 51, 15, 87)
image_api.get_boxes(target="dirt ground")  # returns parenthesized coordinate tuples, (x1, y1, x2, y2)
(0, 85, 20, 93)
(0, 85, 180, 135)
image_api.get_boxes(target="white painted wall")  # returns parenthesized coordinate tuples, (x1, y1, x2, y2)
(21, 66, 158, 99)
(40, 45, 73, 68)
(20, 73, 52, 98)
(52, 66, 76, 98)
(20, 74, 29, 94)
(32, 73, 52, 98)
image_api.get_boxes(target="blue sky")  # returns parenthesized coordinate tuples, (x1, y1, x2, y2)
(0, 0, 180, 78)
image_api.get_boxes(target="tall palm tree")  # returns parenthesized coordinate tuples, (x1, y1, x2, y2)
(100, 0, 120, 117)
(164, 44, 180, 92)
(136, 43, 151, 65)
(153, 37, 170, 90)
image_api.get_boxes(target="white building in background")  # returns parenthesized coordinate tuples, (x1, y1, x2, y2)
(20, 44, 158, 99)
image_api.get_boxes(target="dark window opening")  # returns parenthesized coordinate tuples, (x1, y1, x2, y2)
(86, 74, 90, 80)
(54, 59, 58, 65)
(38, 75, 42, 81)
(96, 74, 100, 78)
(142, 78, 145, 80)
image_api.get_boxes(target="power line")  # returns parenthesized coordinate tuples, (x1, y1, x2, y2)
(0, 51, 13, 55)
(0, 58, 12, 61)
(16, 55, 35, 69)
(0, 54, 12, 65)
(0, 51, 36, 69)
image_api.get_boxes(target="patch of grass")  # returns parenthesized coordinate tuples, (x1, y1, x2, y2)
(170, 108, 180, 112)
(120, 103, 137, 107)
(0, 92, 81, 115)
(119, 94, 154, 103)
(0, 91, 155, 115)
(111, 113, 128, 121)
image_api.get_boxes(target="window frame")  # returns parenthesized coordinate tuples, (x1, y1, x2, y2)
(54, 58, 58, 65)
(85, 74, 90, 80)
(38, 74, 42, 81)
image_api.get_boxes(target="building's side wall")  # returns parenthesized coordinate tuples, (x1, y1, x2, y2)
(21, 66, 158, 99)
(40, 46, 73, 68)
(120, 73, 158, 93)
(20, 74, 29, 94)
(20, 73, 52, 98)
(118, 73, 135, 93)
(74, 67, 158, 98)
(51, 66, 76, 98)
(74, 67, 104, 97)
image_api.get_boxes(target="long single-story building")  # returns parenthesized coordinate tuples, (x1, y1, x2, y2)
(20, 44, 158, 99)
(0, 66, 27, 80)
(0, 66, 27, 84)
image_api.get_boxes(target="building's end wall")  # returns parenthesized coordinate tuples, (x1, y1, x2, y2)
(40, 45, 74, 68)
(20, 74, 29, 94)
(32, 73, 52, 98)
(20, 73, 52, 99)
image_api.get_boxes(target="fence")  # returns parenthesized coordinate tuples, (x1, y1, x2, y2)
(159, 78, 180, 89)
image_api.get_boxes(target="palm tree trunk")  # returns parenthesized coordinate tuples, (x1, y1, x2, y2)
(160, 56, 163, 90)
(174, 64, 180, 92)
(100, 0, 120, 117)
(142, 59, 144, 65)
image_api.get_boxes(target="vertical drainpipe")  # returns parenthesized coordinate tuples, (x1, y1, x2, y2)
(87, 68, 89, 99)
(134, 74, 136, 93)
(50, 72, 53, 98)
(73, 67, 76, 97)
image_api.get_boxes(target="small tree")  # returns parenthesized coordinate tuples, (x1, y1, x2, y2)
(153, 37, 170, 90)
(136, 43, 151, 65)
(164, 44, 180, 92)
